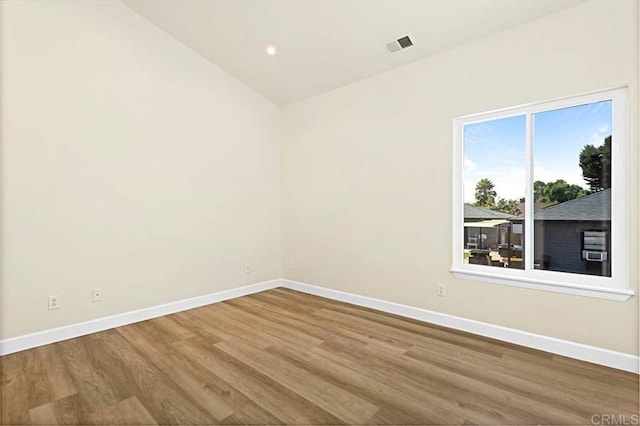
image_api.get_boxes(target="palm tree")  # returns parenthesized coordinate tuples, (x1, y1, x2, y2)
(474, 178, 496, 207)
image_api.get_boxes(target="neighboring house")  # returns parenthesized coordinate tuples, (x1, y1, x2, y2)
(516, 201, 556, 216)
(464, 204, 518, 221)
(463, 204, 522, 249)
(534, 189, 611, 276)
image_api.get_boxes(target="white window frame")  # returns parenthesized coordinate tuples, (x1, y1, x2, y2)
(452, 87, 634, 301)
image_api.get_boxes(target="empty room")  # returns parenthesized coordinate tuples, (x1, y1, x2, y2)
(1, 0, 639, 424)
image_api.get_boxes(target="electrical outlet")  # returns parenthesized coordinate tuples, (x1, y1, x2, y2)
(289, 261, 295, 271)
(437, 283, 446, 297)
(245, 263, 251, 273)
(48, 295, 60, 310)
(92, 287, 102, 302)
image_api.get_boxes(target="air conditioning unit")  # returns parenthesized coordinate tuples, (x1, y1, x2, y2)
(582, 250, 607, 262)
(581, 230, 608, 262)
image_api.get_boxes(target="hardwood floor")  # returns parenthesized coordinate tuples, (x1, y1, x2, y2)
(2, 288, 638, 425)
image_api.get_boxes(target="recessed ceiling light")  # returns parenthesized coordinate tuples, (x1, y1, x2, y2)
(266, 45, 277, 56)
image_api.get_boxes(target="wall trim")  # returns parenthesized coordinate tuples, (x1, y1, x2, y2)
(2, 277, 637, 374)
(0, 279, 281, 356)
(450, 268, 634, 302)
(281, 279, 639, 374)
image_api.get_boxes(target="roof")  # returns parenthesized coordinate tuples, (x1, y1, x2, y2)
(534, 189, 611, 221)
(516, 201, 556, 215)
(464, 204, 518, 220)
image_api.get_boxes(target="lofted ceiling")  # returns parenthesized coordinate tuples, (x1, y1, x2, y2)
(120, 0, 588, 106)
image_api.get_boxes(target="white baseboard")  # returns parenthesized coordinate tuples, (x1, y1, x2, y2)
(0, 279, 281, 356)
(3, 277, 637, 374)
(281, 279, 640, 374)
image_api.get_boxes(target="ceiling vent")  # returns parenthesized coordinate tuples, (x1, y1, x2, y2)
(385, 35, 413, 53)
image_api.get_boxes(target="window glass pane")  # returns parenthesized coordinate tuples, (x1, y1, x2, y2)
(463, 115, 526, 269)
(533, 100, 612, 276)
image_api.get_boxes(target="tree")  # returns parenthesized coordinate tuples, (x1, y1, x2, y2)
(473, 178, 519, 214)
(533, 180, 547, 202)
(474, 178, 496, 207)
(579, 135, 611, 191)
(490, 198, 520, 215)
(543, 179, 590, 203)
(534, 179, 589, 203)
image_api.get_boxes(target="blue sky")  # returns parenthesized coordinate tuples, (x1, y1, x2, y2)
(463, 100, 612, 203)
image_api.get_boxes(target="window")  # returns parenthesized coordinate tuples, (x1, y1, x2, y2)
(452, 88, 632, 301)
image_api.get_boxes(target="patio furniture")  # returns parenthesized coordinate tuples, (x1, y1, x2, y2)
(467, 236, 478, 249)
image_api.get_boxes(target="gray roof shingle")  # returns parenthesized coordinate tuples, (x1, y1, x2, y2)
(464, 204, 518, 220)
(534, 188, 611, 221)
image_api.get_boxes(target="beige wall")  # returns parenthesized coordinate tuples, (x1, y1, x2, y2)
(2, 0, 638, 356)
(1, 0, 281, 338)
(282, 0, 640, 354)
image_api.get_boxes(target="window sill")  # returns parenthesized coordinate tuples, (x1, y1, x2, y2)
(450, 267, 634, 301)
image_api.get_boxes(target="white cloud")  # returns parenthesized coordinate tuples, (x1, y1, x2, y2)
(587, 124, 611, 146)
(534, 165, 587, 188)
(464, 156, 476, 169)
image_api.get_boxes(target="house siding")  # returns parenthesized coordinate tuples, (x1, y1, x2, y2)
(534, 220, 611, 276)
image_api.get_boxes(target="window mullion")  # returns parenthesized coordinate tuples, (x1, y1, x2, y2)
(524, 112, 534, 272)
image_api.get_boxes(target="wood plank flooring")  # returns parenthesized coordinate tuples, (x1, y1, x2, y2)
(2, 288, 638, 425)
